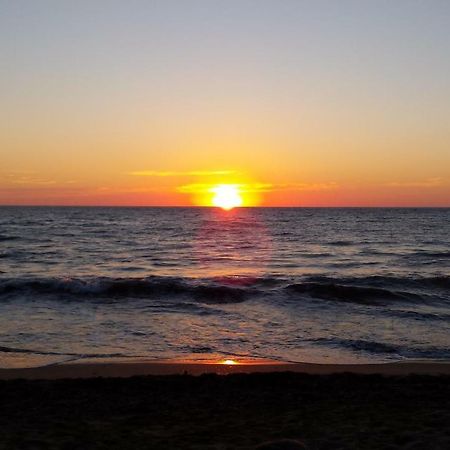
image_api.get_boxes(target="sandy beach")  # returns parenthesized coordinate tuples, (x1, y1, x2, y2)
(1, 360, 449, 449)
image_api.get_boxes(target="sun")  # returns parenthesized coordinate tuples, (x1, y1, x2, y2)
(211, 184, 243, 210)
(220, 359, 238, 365)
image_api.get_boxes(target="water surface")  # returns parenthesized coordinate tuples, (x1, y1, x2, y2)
(0, 207, 448, 368)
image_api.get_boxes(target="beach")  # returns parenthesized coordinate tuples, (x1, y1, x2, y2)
(1, 208, 449, 449)
(1, 360, 449, 449)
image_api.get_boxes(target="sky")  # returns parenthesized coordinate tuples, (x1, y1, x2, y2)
(1, 0, 449, 206)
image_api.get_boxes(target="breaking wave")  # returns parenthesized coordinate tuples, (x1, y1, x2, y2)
(0, 276, 254, 304)
(0, 274, 447, 305)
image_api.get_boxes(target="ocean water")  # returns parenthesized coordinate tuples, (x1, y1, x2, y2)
(0, 206, 449, 368)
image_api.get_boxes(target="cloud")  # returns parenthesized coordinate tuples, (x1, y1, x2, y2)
(129, 170, 236, 177)
(384, 177, 446, 188)
(0, 186, 91, 196)
(1, 172, 83, 189)
(96, 186, 164, 193)
(177, 183, 272, 194)
(177, 183, 221, 193)
(269, 182, 339, 191)
(1, 172, 57, 186)
(177, 181, 338, 194)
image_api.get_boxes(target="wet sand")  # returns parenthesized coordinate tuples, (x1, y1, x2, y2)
(0, 360, 449, 449)
(0, 358, 449, 380)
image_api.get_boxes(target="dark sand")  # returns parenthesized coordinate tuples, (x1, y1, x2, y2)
(0, 361, 449, 449)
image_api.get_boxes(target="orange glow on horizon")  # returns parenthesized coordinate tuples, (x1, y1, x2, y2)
(2, 168, 448, 207)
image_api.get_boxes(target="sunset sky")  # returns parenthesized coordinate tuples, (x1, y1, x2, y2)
(1, 0, 449, 206)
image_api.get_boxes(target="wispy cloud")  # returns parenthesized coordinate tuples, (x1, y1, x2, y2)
(384, 177, 446, 188)
(129, 170, 236, 177)
(2, 172, 57, 186)
(177, 183, 272, 194)
(96, 186, 164, 193)
(269, 182, 339, 191)
(177, 181, 338, 194)
(1, 172, 80, 187)
(178, 183, 224, 193)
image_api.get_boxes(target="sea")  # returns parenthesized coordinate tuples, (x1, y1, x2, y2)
(0, 206, 449, 368)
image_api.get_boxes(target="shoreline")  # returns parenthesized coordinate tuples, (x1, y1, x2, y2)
(1, 358, 449, 380)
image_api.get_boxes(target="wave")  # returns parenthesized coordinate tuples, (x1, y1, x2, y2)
(314, 338, 450, 359)
(0, 274, 447, 305)
(305, 274, 450, 291)
(0, 345, 130, 358)
(387, 309, 450, 322)
(327, 240, 354, 246)
(0, 234, 19, 242)
(407, 250, 450, 259)
(0, 276, 254, 304)
(286, 282, 422, 305)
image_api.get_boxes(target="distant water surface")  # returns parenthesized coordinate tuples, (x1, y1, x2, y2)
(0, 207, 449, 368)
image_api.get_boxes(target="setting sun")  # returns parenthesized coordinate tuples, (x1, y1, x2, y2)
(211, 185, 243, 210)
(220, 359, 238, 365)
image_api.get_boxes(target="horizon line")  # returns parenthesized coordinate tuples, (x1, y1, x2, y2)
(0, 204, 449, 209)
